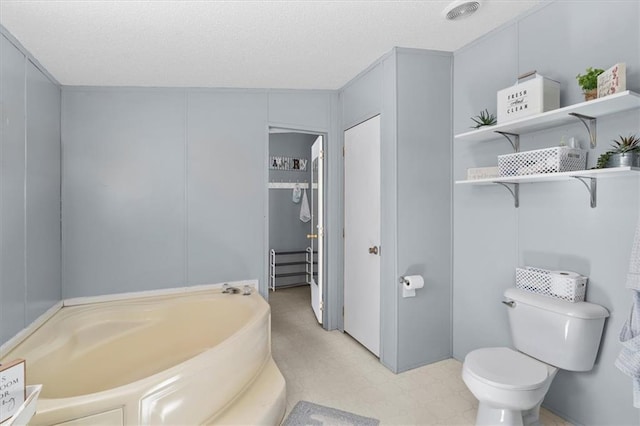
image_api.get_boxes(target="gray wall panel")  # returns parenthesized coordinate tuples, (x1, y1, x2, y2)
(62, 90, 185, 297)
(268, 91, 330, 130)
(518, 0, 640, 108)
(25, 60, 61, 322)
(453, 2, 640, 424)
(341, 63, 384, 129)
(396, 50, 452, 370)
(0, 35, 27, 344)
(379, 53, 398, 371)
(187, 91, 268, 286)
(452, 24, 519, 359)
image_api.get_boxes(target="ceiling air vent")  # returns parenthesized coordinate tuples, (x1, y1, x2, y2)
(443, 1, 481, 21)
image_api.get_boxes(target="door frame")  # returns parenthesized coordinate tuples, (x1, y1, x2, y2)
(264, 126, 329, 328)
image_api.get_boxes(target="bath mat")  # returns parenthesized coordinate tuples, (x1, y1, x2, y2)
(282, 400, 379, 426)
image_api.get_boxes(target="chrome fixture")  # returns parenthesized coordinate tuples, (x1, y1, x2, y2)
(222, 284, 252, 295)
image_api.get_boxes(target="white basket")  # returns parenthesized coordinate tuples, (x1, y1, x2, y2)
(515, 267, 587, 303)
(498, 147, 587, 176)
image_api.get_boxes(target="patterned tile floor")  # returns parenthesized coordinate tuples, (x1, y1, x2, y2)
(269, 285, 572, 426)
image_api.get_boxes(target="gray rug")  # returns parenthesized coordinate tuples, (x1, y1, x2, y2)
(282, 401, 380, 426)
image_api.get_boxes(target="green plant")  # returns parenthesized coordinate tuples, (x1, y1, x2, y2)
(575, 67, 604, 91)
(593, 134, 640, 169)
(470, 109, 497, 129)
(595, 152, 611, 169)
(611, 134, 640, 153)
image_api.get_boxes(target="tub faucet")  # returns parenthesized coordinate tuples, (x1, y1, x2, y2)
(222, 284, 252, 296)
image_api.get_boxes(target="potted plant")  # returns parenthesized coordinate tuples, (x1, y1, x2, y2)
(595, 134, 640, 168)
(470, 109, 497, 129)
(576, 67, 604, 101)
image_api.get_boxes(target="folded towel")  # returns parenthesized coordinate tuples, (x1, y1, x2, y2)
(615, 291, 640, 408)
(628, 219, 640, 291)
(300, 189, 311, 223)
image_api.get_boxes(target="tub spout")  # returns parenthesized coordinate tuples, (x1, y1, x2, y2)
(222, 284, 252, 295)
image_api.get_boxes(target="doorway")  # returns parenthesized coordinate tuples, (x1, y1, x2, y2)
(343, 115, 381, 356)
(267, 128, 326, 326)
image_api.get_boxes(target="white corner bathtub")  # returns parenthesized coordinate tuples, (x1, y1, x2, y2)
(0, 283, 286, 425)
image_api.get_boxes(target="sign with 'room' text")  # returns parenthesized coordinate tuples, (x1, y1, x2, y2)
(0, 359, 26, 424)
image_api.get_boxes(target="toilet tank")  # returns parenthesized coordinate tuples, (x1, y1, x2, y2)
(504, 288, 609, 371)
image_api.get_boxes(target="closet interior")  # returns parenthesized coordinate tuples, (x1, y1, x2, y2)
(268, 132, 318, 291)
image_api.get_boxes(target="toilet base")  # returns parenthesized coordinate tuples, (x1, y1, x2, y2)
(475, 402, 542, 426)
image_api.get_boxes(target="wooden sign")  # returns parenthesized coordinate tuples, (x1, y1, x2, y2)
(598, 63, 626, 98)
(0, 359, 26, 424)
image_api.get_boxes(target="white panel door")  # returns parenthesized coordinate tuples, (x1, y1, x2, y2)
(310, 136, 323, 324)
(344, 115, 381, 356)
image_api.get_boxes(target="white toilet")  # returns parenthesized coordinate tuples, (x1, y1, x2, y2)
(462, 288, 609, 426)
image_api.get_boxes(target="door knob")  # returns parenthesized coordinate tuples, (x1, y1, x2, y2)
(368, 246, 379, 255)
(307, 234, 318, 239)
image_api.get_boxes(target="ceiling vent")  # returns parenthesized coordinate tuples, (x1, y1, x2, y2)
(443, 1, 482, 20)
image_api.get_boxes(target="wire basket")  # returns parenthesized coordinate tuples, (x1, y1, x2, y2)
(498, 147, 587, 176)
(515, 267, 587, 303)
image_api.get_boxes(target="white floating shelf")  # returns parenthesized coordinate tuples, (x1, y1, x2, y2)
(456, 166, 640, 185)
(455, 91, 640, 143)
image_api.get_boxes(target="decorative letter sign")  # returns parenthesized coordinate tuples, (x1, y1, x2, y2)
(597, 63, 626, 98)
(0, 359, 26, 424)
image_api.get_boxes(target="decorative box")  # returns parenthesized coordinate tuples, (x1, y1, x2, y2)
(498, 146, 587, 176)
(466, 166, 500, 180)
(497, 72, 560, 123)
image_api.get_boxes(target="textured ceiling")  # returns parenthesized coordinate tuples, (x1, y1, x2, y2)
(0, 0, 542, 89)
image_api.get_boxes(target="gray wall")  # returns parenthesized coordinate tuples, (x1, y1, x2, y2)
(268, 133, 315, 252)
(1, 32, 61, 346)
(396, 50, 452, 370)
(340, 48, 453, 373)
(61, 88, 341, 315)
(452, 1, 640, 424)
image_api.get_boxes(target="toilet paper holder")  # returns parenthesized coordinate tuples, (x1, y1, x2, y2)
(399, 276, 409, 285)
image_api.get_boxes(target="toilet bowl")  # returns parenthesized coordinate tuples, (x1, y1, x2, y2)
(462, 347, 557, 426)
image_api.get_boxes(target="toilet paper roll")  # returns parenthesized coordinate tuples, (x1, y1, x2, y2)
(403, 275, 424, 290)
(550, 270, 581, 299)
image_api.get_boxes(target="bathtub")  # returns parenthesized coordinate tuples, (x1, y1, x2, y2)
(0, 282, 286, 425)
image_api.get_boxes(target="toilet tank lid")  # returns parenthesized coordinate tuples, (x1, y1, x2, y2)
(504, 288, 609, 319)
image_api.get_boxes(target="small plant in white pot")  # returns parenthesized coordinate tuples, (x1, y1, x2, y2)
(595, 134, 640, 168)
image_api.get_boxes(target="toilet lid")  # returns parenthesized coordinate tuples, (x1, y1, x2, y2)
(464, 347, 550, 391)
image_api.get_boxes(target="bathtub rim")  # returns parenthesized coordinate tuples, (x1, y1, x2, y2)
(0, 279, 259, 358)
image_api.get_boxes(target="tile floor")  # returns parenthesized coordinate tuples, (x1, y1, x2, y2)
(269, 285, 572, 426)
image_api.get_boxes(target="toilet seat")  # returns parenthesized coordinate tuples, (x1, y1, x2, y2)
(464, 347, 550, 391)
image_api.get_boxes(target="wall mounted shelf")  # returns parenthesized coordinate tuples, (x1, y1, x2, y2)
(456, 167, 640, 208)
(455, 91, 640, 148)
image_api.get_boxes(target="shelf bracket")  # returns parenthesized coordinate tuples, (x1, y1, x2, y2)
(571, 176, 597, 208)
(494, 131, 520, 152)
(495, 182, 520, 208)
(568, 112, 597, 148)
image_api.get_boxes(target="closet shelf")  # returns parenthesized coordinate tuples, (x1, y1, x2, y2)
(454, 91, 640, 144)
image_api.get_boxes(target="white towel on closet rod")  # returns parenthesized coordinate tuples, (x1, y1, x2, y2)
(292, 183, 302, 203)
(300, 189, 311, 223)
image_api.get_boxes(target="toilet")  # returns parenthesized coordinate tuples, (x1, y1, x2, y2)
(462, 288, 609, 426)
